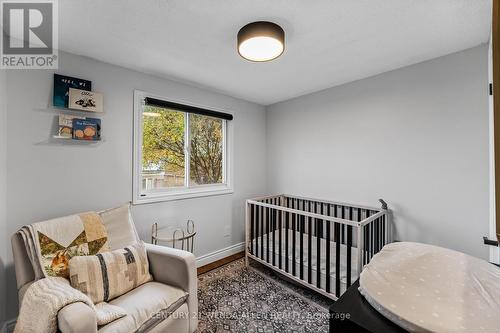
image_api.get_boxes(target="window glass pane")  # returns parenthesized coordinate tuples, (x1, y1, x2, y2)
(189, 113, 223, 186)
(142, 106, 185, 190)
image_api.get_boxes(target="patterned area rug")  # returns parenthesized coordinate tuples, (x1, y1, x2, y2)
(197, 258, 330, 332)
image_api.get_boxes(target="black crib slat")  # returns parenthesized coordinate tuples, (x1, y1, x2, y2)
(379, 217, 382, 252)
(382, 214, 386, 245)
(380, 214, 383, 247)
(367, 216, 371, 261)
(326, 205, 331, 293)
(292, 200, 297, 276)
(365, 210, 369, 261)
(377, 217, 381, 253)
(379, 217, 383, 251)
(316, 202, 321, 289)
(346, 207, 353, 288)
(272, 200, 276, 267)
(372, 217, 375, 259)
(369, 211, 373, 260)
(256, 204, 260, 256)
(366, 227, 370, 263)
(260, 205, 264, 260)
(314, 219, 321, 288)
(285, 198, 289, 273)
(300, 211, 304, 280)
(341, 207, 345, 245)
(278, 199, 282, 270)
(292, 209, 297, 276)
(335, 222, 341, 296)
(307, 201, 312, 284)
(255, 206, 262, 257)
(319, 203, 324, 238)
(363, 210, 368, 265)
(356, 208, 361, 270)
(346, 225, 352, 288)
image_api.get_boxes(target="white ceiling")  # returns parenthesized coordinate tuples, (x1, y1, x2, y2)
(59, 0, 491, 105)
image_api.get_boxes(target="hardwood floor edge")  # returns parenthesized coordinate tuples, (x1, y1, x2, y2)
(197, 251, 245, 275)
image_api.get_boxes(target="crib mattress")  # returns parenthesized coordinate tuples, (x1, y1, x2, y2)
(359, 242, 500, 333)
(253, 228, 359, 294)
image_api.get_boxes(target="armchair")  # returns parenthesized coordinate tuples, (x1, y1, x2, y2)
(11, 205, 198, 333)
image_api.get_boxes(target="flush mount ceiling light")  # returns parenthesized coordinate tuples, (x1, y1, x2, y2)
(237, 21, 285, 62)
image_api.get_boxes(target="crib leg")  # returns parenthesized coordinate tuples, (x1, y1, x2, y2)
(245, 201, 250, 268)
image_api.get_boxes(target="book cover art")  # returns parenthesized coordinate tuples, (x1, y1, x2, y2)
(72, 118, 101, 141)
(53, 74, 92, 108)
(58, 115, 84, 138)
(68, 88, 103, 113)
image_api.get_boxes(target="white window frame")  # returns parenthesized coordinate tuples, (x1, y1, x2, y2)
(133, 90, 233, 204)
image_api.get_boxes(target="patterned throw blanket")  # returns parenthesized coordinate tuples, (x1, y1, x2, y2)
(14, 277, 126, 333)
(14, 212, 127, 333)
(18, 212, 110, 279)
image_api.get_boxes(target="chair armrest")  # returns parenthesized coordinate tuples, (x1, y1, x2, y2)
(145, 243, 198, 332)
(145, 243, 196, 292)
(58, 302, 97, 333)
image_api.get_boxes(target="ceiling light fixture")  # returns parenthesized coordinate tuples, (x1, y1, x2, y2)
(237, 21, 285, 62)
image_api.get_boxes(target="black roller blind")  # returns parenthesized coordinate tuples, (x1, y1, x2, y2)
(144, 97, 233, 121)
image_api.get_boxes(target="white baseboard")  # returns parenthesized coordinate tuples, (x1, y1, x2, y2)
(1, 318, 16, 333)
(196, 242, 244, 267)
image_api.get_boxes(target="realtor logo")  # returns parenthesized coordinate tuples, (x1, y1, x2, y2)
(1, 0, 58, 69)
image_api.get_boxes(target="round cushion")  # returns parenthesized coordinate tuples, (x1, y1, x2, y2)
(359, 242, 500, 333)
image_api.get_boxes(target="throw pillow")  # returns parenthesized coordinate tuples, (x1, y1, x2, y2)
(68, 242, 152, 303)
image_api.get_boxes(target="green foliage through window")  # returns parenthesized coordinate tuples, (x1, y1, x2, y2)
(141, 106, 224, 191)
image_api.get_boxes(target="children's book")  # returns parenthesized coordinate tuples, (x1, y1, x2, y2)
(53, 74, 91, 108)
(72, 117, 101, 141)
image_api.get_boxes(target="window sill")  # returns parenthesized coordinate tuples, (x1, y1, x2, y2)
(133, 187, 234, 204)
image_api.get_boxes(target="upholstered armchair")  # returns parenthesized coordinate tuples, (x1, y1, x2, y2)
(11, 205, 198, 333)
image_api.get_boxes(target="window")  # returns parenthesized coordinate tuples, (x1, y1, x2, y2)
(133, 91, 232, 203)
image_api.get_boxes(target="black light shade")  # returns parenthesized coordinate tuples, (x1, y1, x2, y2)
(237, 21, 285, 62)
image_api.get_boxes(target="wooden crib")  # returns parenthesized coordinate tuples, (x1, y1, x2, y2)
(245, 194, 391, 300)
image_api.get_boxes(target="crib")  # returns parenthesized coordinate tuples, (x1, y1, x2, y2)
(245, 194, 391, 300)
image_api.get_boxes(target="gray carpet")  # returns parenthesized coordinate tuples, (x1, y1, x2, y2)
(197, 258, 330, 332)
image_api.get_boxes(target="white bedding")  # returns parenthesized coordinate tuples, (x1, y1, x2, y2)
(254, 228, 359, 294)
(359, 242, 500, 333)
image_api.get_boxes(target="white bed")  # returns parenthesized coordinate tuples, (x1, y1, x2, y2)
(255, 228, 359, 294)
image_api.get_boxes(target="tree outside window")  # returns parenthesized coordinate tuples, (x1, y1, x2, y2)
(141, 106, 224, 191)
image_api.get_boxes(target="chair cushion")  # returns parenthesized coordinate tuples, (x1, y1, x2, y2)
(146, 303, 190, 333)
(99, 204, 140, 250)
(98, 282, 188, 333)
(69, 242, 152, 303)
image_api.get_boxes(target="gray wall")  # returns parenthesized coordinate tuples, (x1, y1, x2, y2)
(0, 68, 7, 327)
(3, 51, 267, 321)
(1, 45, 491, 324)
(266, 45, 490, 259)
